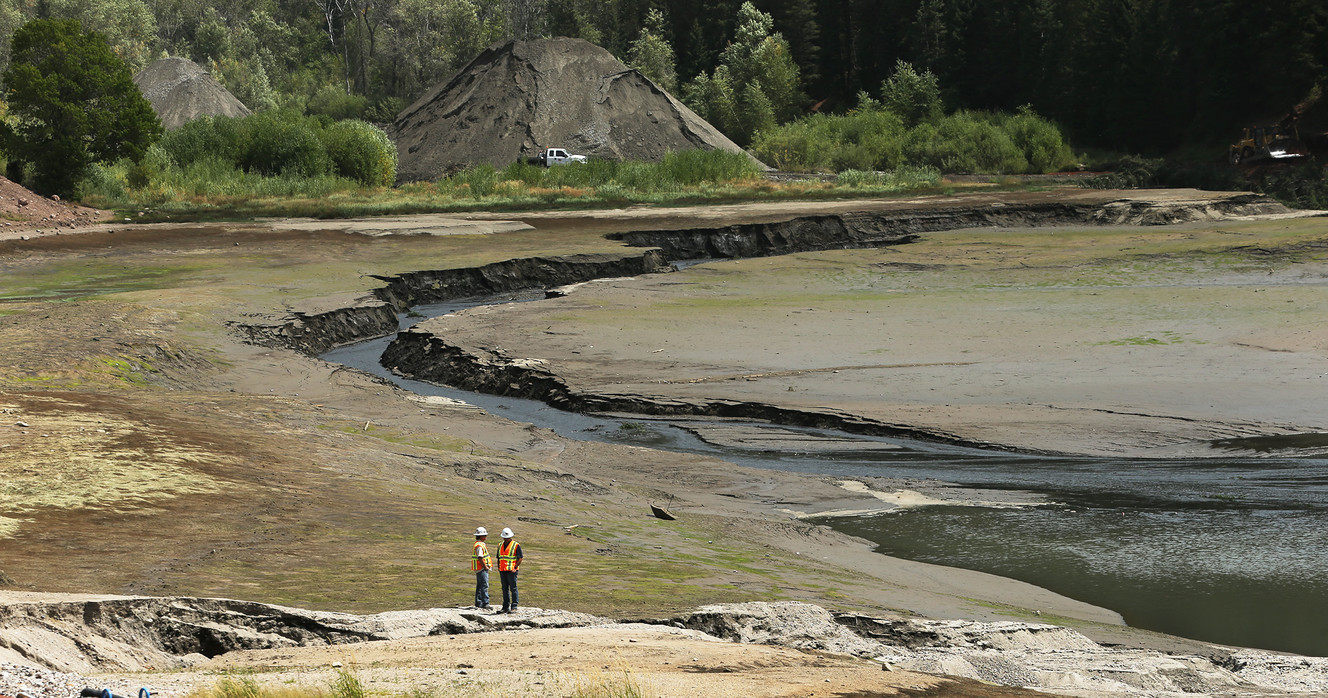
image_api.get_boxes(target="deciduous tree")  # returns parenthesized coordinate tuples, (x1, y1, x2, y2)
(627, 8, 676, 92)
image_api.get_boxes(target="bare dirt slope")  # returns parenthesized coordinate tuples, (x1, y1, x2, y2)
(389, 37, 754, 180)
(0, 176, 107, 233)
(133, 57, 251, 130)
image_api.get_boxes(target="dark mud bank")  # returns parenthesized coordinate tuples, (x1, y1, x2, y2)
(232, 251, 671, 354)
(378, 328, 978, 447)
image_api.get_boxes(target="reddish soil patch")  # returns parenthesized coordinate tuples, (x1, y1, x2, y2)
(0, 176, 110, 238)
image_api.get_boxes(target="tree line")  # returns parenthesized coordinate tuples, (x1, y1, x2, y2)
(1, 0, 1325, 156)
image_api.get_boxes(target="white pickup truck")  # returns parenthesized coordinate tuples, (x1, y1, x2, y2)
(537, 147, 587, 167)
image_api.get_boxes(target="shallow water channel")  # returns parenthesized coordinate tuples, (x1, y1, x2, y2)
(322, 293, 1328, 657)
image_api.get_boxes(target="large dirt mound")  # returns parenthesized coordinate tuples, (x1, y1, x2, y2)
(133, 57, 251, 130)
(389, 37, 757, 181)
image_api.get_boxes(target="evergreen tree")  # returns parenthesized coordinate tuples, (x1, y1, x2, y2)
(1, 18, 163, 195)
(880, 59, 942, 126)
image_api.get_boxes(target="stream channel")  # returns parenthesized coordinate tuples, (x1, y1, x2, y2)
(323, 292, 1328, 658)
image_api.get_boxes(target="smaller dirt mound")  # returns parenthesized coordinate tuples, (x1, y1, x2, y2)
(0, 176, 107, 239)
(390, 37, 759, 181)
(133, 57, 251, 130)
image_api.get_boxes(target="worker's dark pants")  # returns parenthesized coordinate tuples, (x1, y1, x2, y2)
(474, 569, 489, 608)
(500, 570, 519, 610)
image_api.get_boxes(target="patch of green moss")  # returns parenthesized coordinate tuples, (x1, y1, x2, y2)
(0, 262, 208, 302)
(1093, 331, 1200, 346)
(319, 423, 495, 456)
(98, 355, 158, 386)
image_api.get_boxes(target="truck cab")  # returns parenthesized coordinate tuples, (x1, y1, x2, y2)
(538, 148, 587, 167)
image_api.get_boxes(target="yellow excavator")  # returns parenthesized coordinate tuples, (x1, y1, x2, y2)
(1229, 88, 1319, 165)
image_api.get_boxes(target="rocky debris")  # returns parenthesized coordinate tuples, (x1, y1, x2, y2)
(0, 595, 1324, 697)
(675, 605, 1326, 697)
(1228, 653, 1328, 694)
(0, 594, 605, 674)
(670, 602, 882, 657)
(0, 178, 106, 234)
(0, 662, 135, 698)
(388, 37, 756, 181)
(132, 58, 251, 130)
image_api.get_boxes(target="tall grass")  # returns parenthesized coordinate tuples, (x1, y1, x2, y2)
(76, 146, 949, 221)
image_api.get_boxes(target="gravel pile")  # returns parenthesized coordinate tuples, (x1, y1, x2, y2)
(0, 664, 180, 698)
(2, 663, 94, 698)
(133, 57, 251, 130)
(388, 37, 757, 181)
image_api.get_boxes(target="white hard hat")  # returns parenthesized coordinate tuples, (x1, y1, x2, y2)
(474, 526, 487, 536)
(501, 527, 514, 538)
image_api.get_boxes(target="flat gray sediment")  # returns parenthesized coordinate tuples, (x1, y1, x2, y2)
(235, 192, 1290, 359)
(228, 192, 1301, 454)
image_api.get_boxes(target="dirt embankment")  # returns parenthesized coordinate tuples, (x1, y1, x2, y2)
(0, 177, 108, 235)
(2, 594, 1325, 697)
(243, 191, 1286, 358)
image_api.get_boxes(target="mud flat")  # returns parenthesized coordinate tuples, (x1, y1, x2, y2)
(2, 189, 1326, 697)
(378, 193, 1328, 457)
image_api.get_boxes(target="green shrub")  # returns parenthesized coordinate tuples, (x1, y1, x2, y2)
(75, 162, 130, 206)
(659, 148, 762, 184)
(1256, 162, 1328, 209)
(836, 169, 886, 186)
(329, 667, 365, 698)
(837, 165, 941, 190)
(751, 119, 821, 170)
(305, 85, 367, 120)
(751, 110, 906, 172)
(319, 120, 397, 186)
(161, 115, 245, 169)
(906, 112, 1026, 174)
(444, 163, 501, 197)
(995, 107, 1076, 173)
(364, 97, 408, 123)
(240, 109, 331, 177)
(1079, 155, 1164, 189)
(126, 143, 173, 188)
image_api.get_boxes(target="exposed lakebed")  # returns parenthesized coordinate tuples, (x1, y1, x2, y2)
(324, 295, 1328, 657)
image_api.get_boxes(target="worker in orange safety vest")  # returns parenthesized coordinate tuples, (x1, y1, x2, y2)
(496, 527, 523, 613)
(472, 526, 492, 610)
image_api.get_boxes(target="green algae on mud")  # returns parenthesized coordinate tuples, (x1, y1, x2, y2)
(0, 394, 232, 537)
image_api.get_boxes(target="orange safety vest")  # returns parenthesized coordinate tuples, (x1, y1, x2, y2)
(498, 539, 520, 571)
(472, 540, 491, 571)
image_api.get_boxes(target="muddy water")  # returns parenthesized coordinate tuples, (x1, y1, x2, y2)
(323, 296, 1328, 657)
